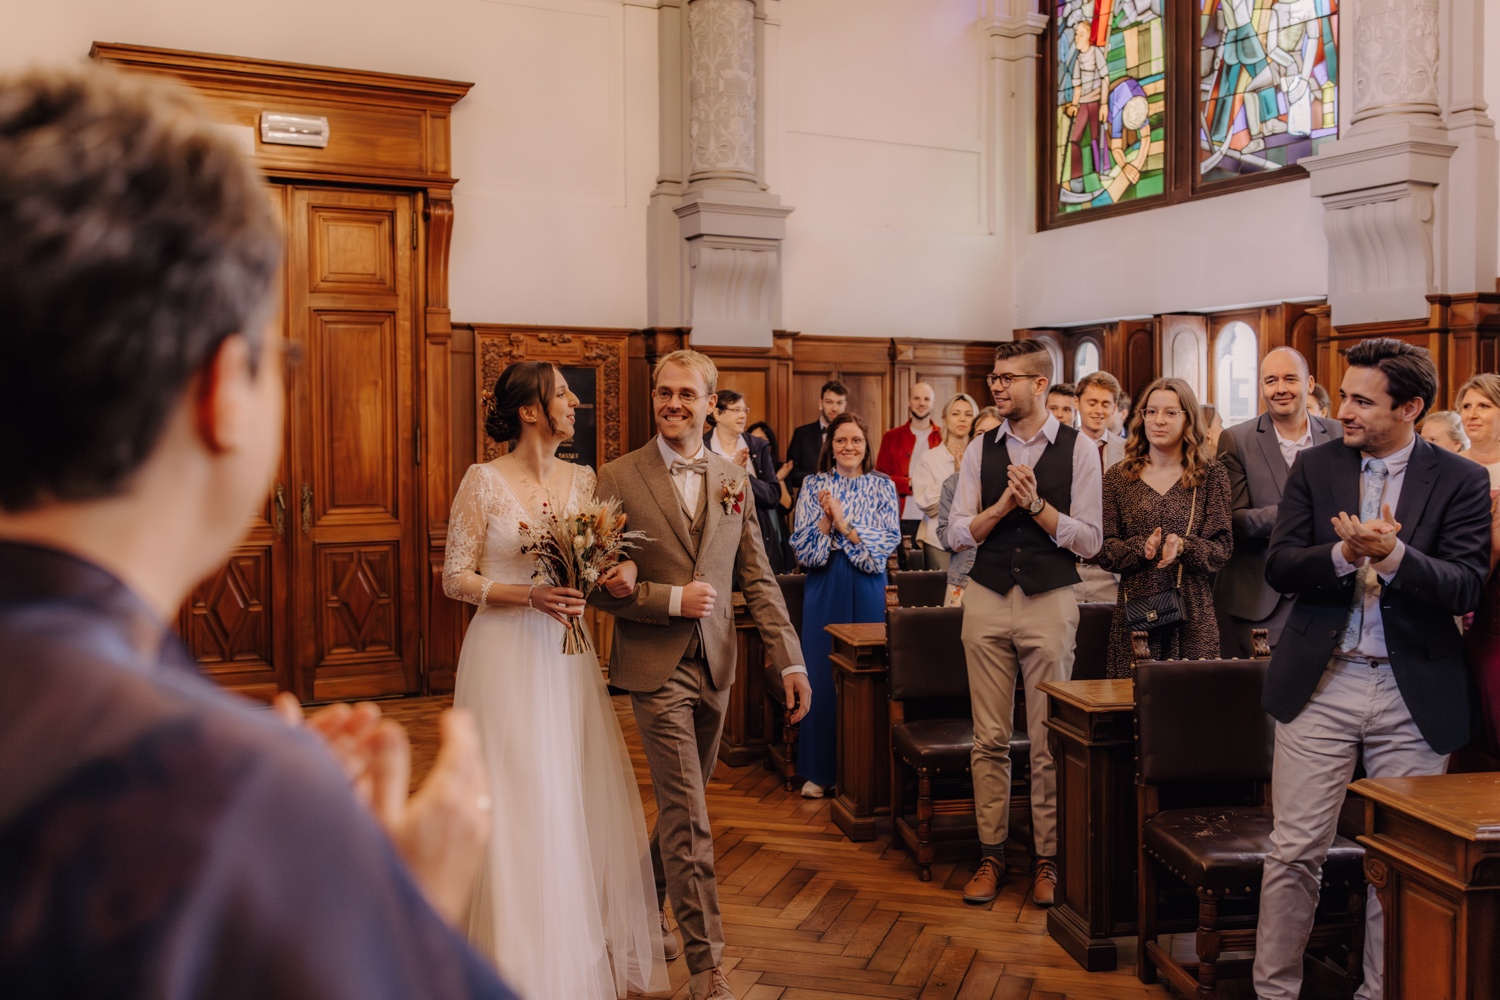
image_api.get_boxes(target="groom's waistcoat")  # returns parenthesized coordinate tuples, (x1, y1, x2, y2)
(969, 424, 1081, 597)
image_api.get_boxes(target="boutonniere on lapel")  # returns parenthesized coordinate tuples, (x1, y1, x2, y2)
(720, 477, 746, 516)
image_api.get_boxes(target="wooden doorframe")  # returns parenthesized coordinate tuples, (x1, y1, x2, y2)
(91, 43, 471, 700)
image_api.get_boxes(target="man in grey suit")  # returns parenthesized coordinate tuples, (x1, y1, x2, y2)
(1215, 347, 1341, 655)
(590, 350, 810, 1000)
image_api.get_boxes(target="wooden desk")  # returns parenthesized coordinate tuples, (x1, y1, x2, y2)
(1040, 678, 1137, 972)
(1351, 773, 1500, 1000)
(719, 593, 772, 766)
(826, 621, 889, 841)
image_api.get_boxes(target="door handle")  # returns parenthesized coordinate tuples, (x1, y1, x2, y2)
(301, 483, 313, 534)
(273, 484, 286, 537)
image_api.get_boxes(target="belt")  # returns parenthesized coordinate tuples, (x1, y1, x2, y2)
(1331, 651, 1390, 668)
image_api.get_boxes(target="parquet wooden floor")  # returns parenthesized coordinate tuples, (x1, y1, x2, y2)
(389, 694, 1175, 1000)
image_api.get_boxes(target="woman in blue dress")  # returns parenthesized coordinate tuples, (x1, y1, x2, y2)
(790, 412, 902, 798)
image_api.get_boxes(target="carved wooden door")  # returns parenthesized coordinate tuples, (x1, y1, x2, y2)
(285, 186, 422, 701)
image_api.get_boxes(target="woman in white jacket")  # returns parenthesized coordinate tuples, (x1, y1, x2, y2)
(910, 393, 979, 571)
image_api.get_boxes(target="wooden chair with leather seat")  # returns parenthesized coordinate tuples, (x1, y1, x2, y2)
(887, 570, 948, 609)
(1134, 637, 1366, 998)
(1072, 601, 1114, 681)
(765, 573, 804, 790)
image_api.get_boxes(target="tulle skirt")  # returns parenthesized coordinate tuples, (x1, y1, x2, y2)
(454, 605, 666, 1000)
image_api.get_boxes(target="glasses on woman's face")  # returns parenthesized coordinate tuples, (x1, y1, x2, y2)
(986, 372, 1044, 390)
(1141, 408, 1183, 422)
(720, 405, 748, 415)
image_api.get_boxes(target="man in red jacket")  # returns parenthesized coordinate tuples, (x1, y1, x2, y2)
(876, 382, 940, 568)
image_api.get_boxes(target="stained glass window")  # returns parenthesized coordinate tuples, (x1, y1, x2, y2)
(1199, 0, 1339, 181)
(1043, 0, 1339, 225)
(1053, 0, 1167, 215)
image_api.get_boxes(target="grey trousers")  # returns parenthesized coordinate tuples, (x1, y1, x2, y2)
(631, 657, 730, 974)
(960, 580, 1078, 856)
(1252, 660, 1448, 1000)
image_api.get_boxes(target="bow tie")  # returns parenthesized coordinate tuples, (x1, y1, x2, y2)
(671, 457, 708, 476)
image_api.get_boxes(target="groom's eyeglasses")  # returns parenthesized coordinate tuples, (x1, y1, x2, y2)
(653, 388, 702, 405)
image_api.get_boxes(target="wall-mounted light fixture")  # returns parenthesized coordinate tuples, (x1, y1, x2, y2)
(259, 112, 330, 148)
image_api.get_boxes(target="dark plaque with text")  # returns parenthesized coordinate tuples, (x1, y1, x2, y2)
(557, 365, 597, 470)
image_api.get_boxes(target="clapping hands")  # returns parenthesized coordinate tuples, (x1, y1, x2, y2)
(272, 695, 490, 928)
(1143, 526, 1184, 569)
(1331, 503, 1401, 563)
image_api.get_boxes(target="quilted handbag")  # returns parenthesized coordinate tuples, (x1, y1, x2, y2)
(1121, 485, 1196, 633)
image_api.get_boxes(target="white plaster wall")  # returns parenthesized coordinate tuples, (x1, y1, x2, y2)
(1018, 180, 1329, 327)
(776, 0, 1011, 340)
(0, 0, 660, 329)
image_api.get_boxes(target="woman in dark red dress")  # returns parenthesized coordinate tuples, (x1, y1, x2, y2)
(1459, 373, 1500, 755)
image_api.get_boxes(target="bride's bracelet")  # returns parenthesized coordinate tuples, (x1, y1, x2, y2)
(527, 584, 539, 612)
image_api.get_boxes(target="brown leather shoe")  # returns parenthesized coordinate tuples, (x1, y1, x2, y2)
(660, 911, 682, 961)
(689, 967, 735, 1000)
(962, 856, 1006, 905)
(1031, 856, 1058, 908)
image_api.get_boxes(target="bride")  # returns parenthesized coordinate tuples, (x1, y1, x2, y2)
(442, 361, 668, 999)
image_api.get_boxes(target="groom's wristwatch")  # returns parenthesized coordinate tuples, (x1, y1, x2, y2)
(1026, 496, 1045, 516)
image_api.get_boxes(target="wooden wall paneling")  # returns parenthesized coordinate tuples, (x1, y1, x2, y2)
(1440, 294, 1500, 406)
(628, 329, 688, 452)
(92, 44, 472, 701)
(789, 336, 894, 437)
(1118, 320, 1159, 402)
(964, 343, 999, 406)
(1158, 314, 1209, 404)
(892, 339, 972, 416)
(697, 332, 794, 447)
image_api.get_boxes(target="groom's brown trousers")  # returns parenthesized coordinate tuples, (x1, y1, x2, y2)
(631, 655, 730, 975)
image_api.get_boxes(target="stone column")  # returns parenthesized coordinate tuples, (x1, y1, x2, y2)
(648, 0, 792, 348)
(1301, 0, 1496, 325)
(986, 0, 1048, 331)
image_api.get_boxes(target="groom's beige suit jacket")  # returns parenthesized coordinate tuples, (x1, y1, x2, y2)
(591, 438, 802, 692)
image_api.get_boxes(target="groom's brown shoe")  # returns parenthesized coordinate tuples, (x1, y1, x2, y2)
(660, 911, 682, 961)
(688, 967, 734, 1000)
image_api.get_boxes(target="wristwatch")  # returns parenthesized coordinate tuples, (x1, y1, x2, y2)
(1026, 496, 1045, 516)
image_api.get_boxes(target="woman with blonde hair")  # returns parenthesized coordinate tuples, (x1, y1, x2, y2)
(1458, 373, 1500, 486)
(1095, 377, 1233, 677)
(1420, 410, 1469, 453)
(911, 392, 979, 572)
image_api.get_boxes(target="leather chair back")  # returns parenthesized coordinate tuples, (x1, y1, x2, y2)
(1072, 602, 1113, 680)
(890, 570, 948, 608)
(1135, 658, 1273, 786)
(776, 573, 804, 637)
(887, 606, 968, 702)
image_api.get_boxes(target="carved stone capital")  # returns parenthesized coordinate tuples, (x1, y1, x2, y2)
(687, 0, 757, 184)
(1352, 0, 1441, 126)
(983, 12, 1050, 63)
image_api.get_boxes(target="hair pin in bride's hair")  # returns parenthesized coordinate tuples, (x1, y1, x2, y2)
(481, 389, 497, 414)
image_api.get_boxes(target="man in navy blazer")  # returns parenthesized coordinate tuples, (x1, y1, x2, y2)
(1252, 339, 1492, 1000)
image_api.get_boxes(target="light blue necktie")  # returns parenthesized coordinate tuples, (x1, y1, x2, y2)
(1339, 458, 1388, 652)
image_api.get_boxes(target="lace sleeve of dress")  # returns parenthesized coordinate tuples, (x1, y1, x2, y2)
(578, 463, 598, 505)
(442, 464, 495, 607)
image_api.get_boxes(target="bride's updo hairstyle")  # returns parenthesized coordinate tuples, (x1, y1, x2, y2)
(483, 361, 558, 444)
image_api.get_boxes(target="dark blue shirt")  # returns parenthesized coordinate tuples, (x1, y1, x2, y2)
(0, 542, 518, 1000)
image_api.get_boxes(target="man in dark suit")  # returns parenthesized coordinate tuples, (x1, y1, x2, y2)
(786, 380, 847, 490)
(1252, 338, 1491, 1000)
(1215, 347, 1342, 655)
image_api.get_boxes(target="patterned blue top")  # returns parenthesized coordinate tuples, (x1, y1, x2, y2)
(791, 472, 902, 574)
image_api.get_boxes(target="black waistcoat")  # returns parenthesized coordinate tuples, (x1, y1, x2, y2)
(968, 423, 1081, 597)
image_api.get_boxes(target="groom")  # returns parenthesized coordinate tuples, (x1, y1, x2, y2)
(592, 350, 810, 1000)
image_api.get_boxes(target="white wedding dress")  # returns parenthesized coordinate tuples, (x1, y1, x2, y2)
(443, 461, 666, 1000)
